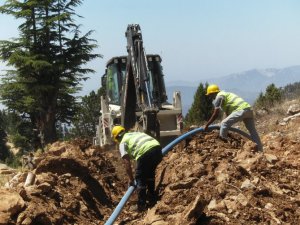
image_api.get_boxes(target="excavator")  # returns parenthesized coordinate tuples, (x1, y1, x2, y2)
(94, 24, 182, 146)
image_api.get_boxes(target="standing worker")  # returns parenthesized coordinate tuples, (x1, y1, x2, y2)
(111, 126, 163, 211)
(204, 84, 263, 151)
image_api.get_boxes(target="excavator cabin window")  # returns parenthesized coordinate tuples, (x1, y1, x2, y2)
(104, 55, 167, 107)
(147, 56, 168, 106)
(105, 58, 126, 105)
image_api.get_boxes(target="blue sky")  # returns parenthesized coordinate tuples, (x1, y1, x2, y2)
(1, 0, 300, 96)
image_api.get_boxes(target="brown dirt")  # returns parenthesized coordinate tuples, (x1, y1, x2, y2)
(3, 108, 300, 225)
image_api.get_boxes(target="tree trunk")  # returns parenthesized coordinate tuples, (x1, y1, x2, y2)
(35, 106, 57, 146)
(42, 110, 57, 144)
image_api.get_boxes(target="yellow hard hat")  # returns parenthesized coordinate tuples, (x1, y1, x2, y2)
(111, 125, 125, 142)
(206, 84, 220, 95)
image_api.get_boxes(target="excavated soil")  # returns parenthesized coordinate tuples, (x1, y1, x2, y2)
(2, 112, 300, 225)
(117, 128, 300, 225)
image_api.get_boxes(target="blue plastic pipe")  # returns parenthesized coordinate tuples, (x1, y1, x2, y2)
(104, 186, 135, 225)
(104, 125, 252, 225)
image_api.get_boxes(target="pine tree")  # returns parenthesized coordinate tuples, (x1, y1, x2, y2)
(185, 82, 213, 126)
(265, 83, 282, 105)
(0, 110, 10, 161)
(254, 83, 283, 108)
(0, 0, 100, 144)
(69, 88, 104, 140)
(283, 82, 300, 99)
(254, 92, 267, 109)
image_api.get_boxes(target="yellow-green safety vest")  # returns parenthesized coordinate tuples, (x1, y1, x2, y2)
(120, 132, 160, 160)
(217, 91, 250, 115)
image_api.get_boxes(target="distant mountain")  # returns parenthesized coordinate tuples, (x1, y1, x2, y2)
(166, 65, 300, 116)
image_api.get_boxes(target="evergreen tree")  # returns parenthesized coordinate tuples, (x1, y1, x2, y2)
(1, 110, 36, 151)
(254, 92, 267, 109)
(185, 82, 213, 125)
(0, 0, 100, 144)
(69, 88, 104, 140)
(282, 82, 300, 99)
(265, 83, 282, 104)
(254, 83, 283, 108)
(0, 110, 10, 161)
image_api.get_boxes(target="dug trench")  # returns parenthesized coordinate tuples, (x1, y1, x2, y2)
(1, 117, 300, 225)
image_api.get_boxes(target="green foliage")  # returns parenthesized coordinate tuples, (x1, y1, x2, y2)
(68, 88, 103, 140)
(1, 110, 36, 153)
(10, 112, 32, 146)
(5, 152, 22, 168)
(185, 82, 213, 126)
(282, 82, 300, 99)
(0, 110, 22, 168)
(254, 83, 283, 109)
(0, 0, 101, 144)
(10, 133, 29, 149)
(0, 110, 9, 161)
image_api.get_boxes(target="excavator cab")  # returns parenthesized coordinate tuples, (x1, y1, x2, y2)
(102, 55, 168, 109)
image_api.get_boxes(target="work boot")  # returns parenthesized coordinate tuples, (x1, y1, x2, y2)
(138, 203, 147, 212)
(147, 193, 158, 207)
(137, 187, 147, 206)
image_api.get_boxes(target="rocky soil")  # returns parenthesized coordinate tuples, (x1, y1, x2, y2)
(1, 100, 300, 225)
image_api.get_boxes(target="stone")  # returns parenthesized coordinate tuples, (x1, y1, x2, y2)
(24, 172, 36, 187)
(241, 179, 256, 189)
(176, 194, 208, 225)
(0, 189, 25, 221)
(0, 212, 11, 225)
(265, 202, 274, 210)
(207, 199, 217, 211)
(236, 193, 248, 206)
(169, 177, 198, 190)
(207, 199, 226, 211)
(264, 154, 278, 164)
(287, 103, 300, 115)
(223, 196, 238, 213)
(282, 112, 300, 123)
(143, 206, 165, 225)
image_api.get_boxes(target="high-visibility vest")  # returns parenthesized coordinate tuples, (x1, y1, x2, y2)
(217, 91, 250, 115)
(120, 132, 160, 160)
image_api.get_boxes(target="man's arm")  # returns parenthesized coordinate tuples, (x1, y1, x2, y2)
(204, 108, 220, 131)
(204, 95, 224, 131)
(122, 155, 135, 185)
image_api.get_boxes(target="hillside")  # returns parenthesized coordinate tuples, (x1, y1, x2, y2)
(166, 65, 300, 115)
(0, 98, 300, 225)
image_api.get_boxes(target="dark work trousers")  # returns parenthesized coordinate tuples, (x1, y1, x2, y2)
(135, 145, 163, 207)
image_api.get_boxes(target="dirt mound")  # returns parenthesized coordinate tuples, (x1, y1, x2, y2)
(116, 123, 300, 224)
(2, 142, 126, 225)
(1, 114, 300, 224)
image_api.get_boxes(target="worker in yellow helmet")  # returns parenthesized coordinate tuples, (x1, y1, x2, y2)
(111, 125, 163, 211)
(204, 84, 263, 151)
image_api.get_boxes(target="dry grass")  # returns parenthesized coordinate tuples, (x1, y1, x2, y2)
(254, 97, 300, 134)
(0, 174, 10, 187)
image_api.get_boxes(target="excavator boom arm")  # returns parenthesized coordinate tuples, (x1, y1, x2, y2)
(121, 24, 159, 138)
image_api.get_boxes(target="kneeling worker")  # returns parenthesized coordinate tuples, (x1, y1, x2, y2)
(204, 84, 263, 151)
(111, 126, 163, 211)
